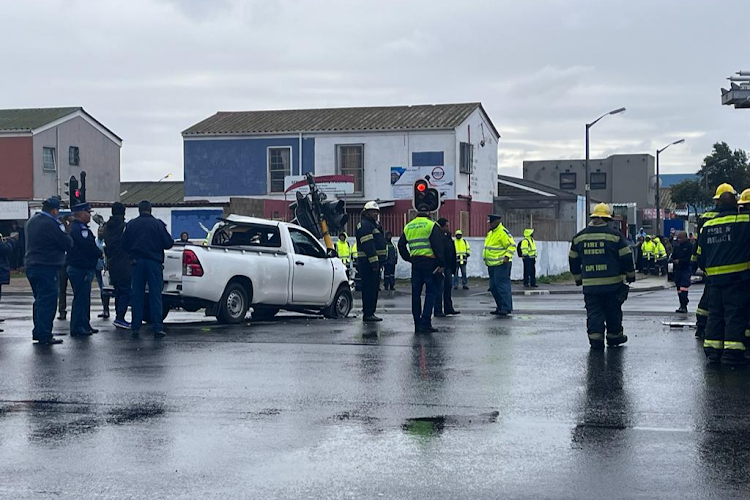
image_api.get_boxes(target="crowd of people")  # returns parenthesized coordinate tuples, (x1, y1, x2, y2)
(17, 197, 174, 345)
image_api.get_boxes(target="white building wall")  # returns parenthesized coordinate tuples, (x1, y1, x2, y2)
(454, 108, 499, 204)
(312, 130, 455, 200)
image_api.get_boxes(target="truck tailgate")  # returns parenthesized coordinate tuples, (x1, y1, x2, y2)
(163, 247, 183, 294)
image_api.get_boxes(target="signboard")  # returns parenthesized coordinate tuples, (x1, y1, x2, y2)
(390, 166, 455, 200)
(284, 175, 355, 196)
(641, 208, 668, 220)
(0, 201, 29, 220)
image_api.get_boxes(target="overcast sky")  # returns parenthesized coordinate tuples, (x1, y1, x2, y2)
(2, 0, 749, 181)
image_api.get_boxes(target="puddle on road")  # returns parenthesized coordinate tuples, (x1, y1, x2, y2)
(403, 411, 500, 437)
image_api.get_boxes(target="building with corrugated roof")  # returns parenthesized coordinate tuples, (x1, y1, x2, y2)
(182, 103, 500, 236)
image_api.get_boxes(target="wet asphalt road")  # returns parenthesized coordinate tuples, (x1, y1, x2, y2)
(2, 286, 750, 499)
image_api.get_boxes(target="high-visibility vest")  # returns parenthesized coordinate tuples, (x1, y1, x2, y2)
(336, 240, 351, 263)
(403, 217, 436, 258)
(642, 240, 655, 260)
(455, 238, 471, 264)
(520, 234, 537, 258)
(654, 241, 666, 259)
(351, 242, 359, 259)
(483, 223, 515, 267)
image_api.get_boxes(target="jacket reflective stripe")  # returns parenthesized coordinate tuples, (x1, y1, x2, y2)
(618, 247, 631, 257)
(725, 341, 746, 351)
(569, 250, 579, 259)
(702, 214, 750, 227)
(696, 308, 709, 317)
(403, 217, 436, 258)
(704, 339, 723, 349)
(360, 234, 374, 242)
(572, 233, 621, 244)
(582, 275, 625, 286)
(705, 261, 750, 276)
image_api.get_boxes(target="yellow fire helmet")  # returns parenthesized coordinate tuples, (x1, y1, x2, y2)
(590, 202, 612, 219)
(713, 183, 737, 200)
(739, 188, 750, 205)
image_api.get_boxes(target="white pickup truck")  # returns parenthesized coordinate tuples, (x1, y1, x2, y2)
(156, 215, 353, 323)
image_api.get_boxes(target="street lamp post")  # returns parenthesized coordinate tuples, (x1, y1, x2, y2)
(585, 107, 626, 218)
(655, 139, 685, 237)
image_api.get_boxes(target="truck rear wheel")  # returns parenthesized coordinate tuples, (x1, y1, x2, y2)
(217, 282, 249, 324)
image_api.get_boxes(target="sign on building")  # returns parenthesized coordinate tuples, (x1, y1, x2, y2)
(284, 175, 355, 196)
(0, 201, 29, 220)
(390, 166, 455, 200)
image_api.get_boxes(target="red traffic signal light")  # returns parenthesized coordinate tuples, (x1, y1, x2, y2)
(413, 178, 439, 212)
(416, 182, 426, 192)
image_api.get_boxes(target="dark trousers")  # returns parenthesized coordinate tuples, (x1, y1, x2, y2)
(27, 266, 59, 340)
(696, 286, 710, 338)
(434, 271, 455, 315)
(359, 263, 380, 317)
(523, 257, 536, 286)
(67, 266, 94, 335)
(94, 270, 110, 311)
(383, 263, 396, 290)
(453, 262, 468, 288)
(704, 282, 750, 361)
(131, 259, 165, 333)
(112, 277, 131, 322)
(583, 284, 629, 344)
(58, 266, 68, 315)
(411, 266, 438, 329)
(674, 269, 691, 309)
(488, 263, 513, 313)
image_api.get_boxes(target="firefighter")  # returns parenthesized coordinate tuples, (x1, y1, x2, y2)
(453, 230, 470, 290)
(642, 236, 655, 274)
(695, 187, 750, 365)
(398, 207, 445, 333)
(569, 203, 635, 350)
(383, 232, 398, 291)
(483, 214, 516, 316)
(690, 187, 724, 339)
(355, 201, 386, 322)
(670, 230, 693, 314)
(520, 228, 538, 287)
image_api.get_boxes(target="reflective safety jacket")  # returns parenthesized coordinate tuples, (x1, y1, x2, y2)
(642, 240, 655, 260)
(336, 238, 351, 264)
(351, 242, 359, 259)
(569, 222, 635, 293)
(695, 208, 750, 285)
(520, 229, 537, 258)
(653, 240, 667, 260)
(691, 209, 718, 268)
(483, 223, 515, 267)
(454, 238, 471, 265)
(356, 215, 386, 266)
(403, 217, 437, 258)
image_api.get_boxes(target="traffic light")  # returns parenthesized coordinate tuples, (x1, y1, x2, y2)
(65, 175, 80, 207)
(290, 191, 322, 238)
(413, 178, 440, 212)
(79, 171, 87, 203)
(320, 199, 349, 234)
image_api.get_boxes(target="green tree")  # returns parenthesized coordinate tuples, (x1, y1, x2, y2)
(697, 142, 750, 192)
(670, 179, 712, 216)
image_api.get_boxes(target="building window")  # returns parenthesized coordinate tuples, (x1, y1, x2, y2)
(69, 146, 80, 166)
(268, 147, 291, 194)
(337, 144, 364, 194)
(560, 172, 576, 190)
(590, 172, 607, 190)
(42, 147, 56, 171)
(459, 142, 474, 174)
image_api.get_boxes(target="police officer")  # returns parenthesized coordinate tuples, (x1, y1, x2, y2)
(695, 189, 750, 365)
(122, 200, 174, 338)
(104, 202, 133, 330)
(691, 185, 725, 339)
(453, 230, 470, 289)
(433, 218, 459, 316)
(25, 197, 73, 344)
(483, 214, 516, 316)
(355, 201, 386, 322)
(670, 230, 693, 314)
(569, 203, 635, 350)
(520, 228, 538, 287)
(66, 203, 103, 337)
(383, 232, 398, 291)
(398, 206, 445, 333)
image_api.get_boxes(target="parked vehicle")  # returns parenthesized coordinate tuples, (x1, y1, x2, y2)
(106, 215, 353, 323)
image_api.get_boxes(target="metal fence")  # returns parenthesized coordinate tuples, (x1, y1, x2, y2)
(502, 214, 577, 241)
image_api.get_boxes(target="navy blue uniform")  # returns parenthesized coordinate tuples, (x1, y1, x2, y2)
(122, 213, 174, 334)
(670, 240, 693, 311)
(67, 219, 102, 335)
(25, 211, 73, 341)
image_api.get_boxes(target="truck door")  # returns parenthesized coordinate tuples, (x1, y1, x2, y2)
(288, 228, 334, 305)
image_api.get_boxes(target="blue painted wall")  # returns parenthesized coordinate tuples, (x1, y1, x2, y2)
(412, 151, 444, 167)
(171, 209, 224, 239)
(184, 137, 315, 197)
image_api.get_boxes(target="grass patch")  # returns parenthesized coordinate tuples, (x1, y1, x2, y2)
(536, 272, 573, 285)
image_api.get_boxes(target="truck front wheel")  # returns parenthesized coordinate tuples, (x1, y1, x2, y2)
(217, 283, 250, 324)
(323, 286, 353, 319)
